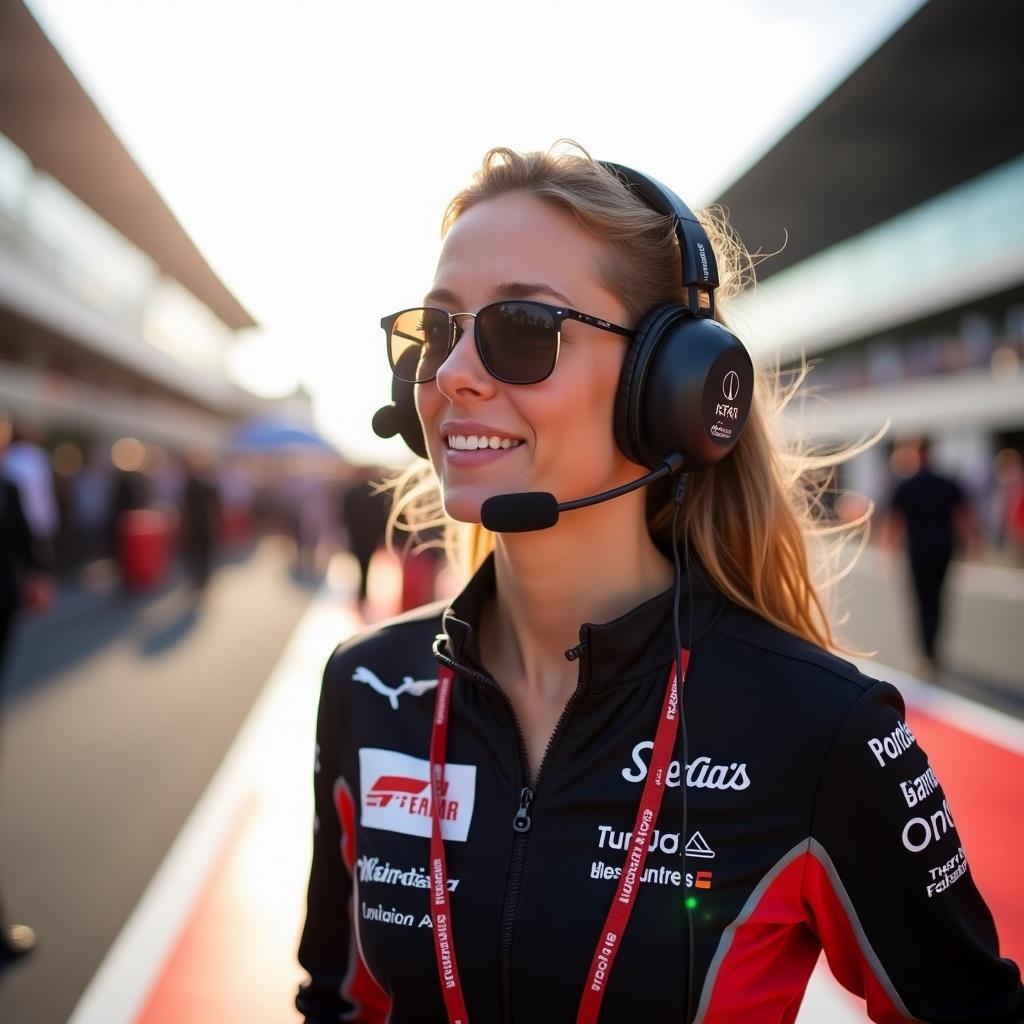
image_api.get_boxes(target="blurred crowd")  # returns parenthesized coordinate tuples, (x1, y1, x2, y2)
(0, 414, 399, 597)
(3, 414, 1023, 591)
(812, 304, 1024, 393)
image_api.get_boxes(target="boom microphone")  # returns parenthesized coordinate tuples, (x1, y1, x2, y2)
(481, 491, 560, 533)
(480, 453, 684, 533)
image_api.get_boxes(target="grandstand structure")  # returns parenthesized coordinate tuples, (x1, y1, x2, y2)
(0, 0, 260, 450)
(718, 0, 1023, 504)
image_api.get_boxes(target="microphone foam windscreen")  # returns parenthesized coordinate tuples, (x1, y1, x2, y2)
(481, 492, 560, 533)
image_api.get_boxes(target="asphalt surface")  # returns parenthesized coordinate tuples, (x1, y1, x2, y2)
(0, 536, 324, 1024)
(833, 545, 1024, 717)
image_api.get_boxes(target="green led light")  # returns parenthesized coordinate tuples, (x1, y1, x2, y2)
(684, 896, 698, 910)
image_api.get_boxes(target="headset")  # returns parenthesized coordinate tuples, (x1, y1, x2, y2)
(373, 161, 754, 1021)
(372, 161, 753, 475)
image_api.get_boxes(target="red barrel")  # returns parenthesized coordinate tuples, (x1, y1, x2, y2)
(118, 510, 170, 589)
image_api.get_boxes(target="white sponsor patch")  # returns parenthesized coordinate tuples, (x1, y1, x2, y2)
(685, 830, 716, 859)
(352, 666, 439, 709)
(926, 846, 968, 898)
(901, 798, 955, 854)
(622, 741, 751, 791)
(866, 720, 917, 767)
(357, 855, 460, 892)
(359, 747, 476, 842)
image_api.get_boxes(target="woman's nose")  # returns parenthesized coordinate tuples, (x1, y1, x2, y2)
(435, 317, 497, 401)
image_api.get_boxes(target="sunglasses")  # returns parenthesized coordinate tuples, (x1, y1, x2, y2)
(381, 300, 633, 386)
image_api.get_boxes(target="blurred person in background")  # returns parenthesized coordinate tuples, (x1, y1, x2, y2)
(106, 441, 149, 559)
(340, 468, 390, 607)
(274, 464, 307, 557)
(217, 458, 255, 546)
(149, 446, 186, 514)
(296, 472, 332, 577)
(1, 422, 58, 570)
(883, 438, 977, 677)
(0, 425, 54, 966)
(992, 447, 1024, 561)
(296, 146, 1022, 1022)
(180, 452, 220, 592)
(270, 464, 330, 578)
(70, 445, 113, 565)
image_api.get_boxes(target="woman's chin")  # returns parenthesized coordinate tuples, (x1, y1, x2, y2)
(440, 485, 502, 525)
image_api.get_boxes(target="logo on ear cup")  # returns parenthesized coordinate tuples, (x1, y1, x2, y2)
(702, 346, 752, 451)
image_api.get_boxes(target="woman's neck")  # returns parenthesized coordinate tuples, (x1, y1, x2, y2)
(478, 489, 674, 703)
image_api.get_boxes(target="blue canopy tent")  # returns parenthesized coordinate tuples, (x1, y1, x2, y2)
(227, 417, 339, 454)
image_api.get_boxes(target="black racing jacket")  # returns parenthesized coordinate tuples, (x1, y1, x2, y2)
(296, 556, 1023, 1023)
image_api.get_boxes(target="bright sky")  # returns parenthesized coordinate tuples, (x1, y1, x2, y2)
(28, 0, 925, 464)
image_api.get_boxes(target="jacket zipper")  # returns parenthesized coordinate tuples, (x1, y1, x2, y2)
(433, 627, 592, 1024)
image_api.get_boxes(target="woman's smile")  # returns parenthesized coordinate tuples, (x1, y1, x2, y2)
(443, 438, 525, 466)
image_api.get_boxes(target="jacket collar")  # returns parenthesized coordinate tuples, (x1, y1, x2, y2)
(438, 552, 727, 692)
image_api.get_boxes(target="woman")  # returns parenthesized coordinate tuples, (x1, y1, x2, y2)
(296, 145, 1022, 1023)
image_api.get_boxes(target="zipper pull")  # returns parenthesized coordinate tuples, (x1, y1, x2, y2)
(564, 638, 588, 662)
(512, 786, 534, 833)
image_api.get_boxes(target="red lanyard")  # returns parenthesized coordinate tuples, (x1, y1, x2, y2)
(428, 651, 689, 1024)
(429, 667, 470, 1024)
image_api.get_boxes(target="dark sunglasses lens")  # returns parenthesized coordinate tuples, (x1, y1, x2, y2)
(477, 302, 558, 383)
(388, 309, 450, 382)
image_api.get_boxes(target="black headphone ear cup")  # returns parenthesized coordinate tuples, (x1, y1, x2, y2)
(614, 304, 688, 468)
(372, 372, 428, 459)
(638, 315, 755, 469)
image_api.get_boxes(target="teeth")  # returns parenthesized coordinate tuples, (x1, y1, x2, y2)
(447, 434, 522, 451)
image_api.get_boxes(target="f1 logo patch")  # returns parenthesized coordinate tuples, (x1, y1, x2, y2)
(359, 747, 476, 842)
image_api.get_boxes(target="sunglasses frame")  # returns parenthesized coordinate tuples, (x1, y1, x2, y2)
(381, 299, 633, 385)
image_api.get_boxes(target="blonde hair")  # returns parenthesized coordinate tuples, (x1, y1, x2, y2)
(388, 142, 871, 652)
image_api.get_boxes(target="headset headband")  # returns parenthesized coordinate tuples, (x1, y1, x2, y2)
(600, 161, 718, 318)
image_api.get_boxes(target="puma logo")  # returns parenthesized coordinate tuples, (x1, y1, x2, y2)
(352, 666, 440, 710)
